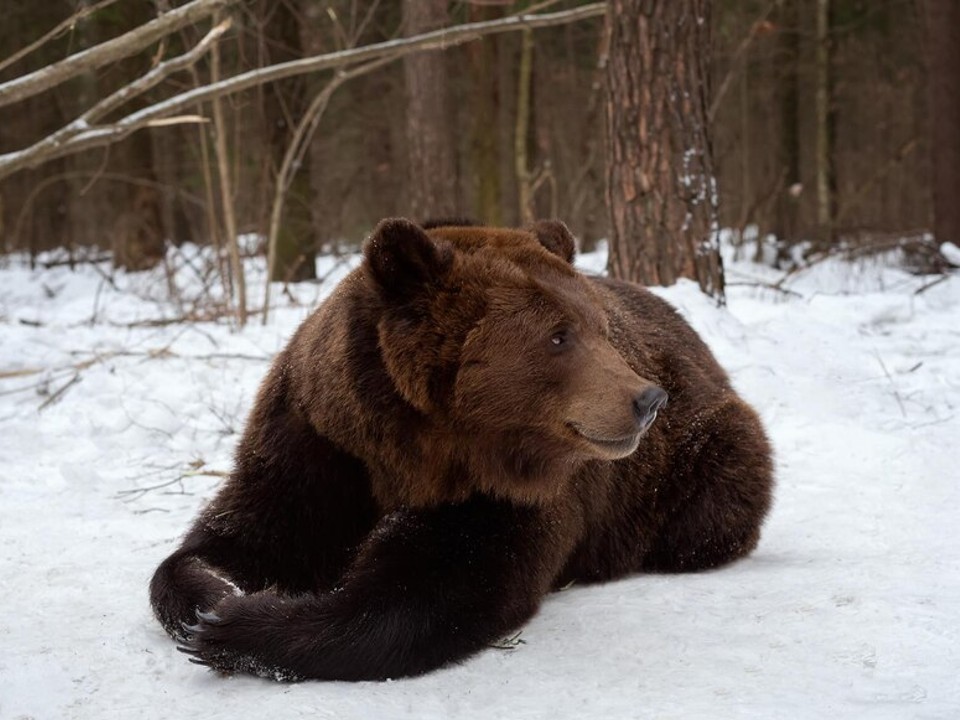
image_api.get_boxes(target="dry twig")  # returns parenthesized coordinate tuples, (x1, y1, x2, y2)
(262, 55, 394, 323)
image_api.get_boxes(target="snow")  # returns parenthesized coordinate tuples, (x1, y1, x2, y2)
(1, 242, 958, 719)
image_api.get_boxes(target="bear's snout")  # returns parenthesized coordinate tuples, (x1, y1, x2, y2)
(633, 387, 668, 431)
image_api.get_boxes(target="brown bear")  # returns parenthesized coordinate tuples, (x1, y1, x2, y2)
(150, 218, 773, 681)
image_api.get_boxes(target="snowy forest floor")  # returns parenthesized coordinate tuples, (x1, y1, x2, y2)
(1, 240, 958, 719)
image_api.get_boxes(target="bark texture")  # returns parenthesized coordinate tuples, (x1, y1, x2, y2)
(262, 0, 315, 283)
(813, 0, 833, 246)
(403, 0, 457, 220)
(604, 0, 723, 298)
(922, 0, 960, 246)
(468, 4, 503, 226)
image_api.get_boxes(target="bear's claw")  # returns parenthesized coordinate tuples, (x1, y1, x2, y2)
(174, 608, 241, 674)
(195, 609, 222, 624)
(180, 621, 204, 636)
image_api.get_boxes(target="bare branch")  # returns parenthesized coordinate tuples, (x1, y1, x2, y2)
(0, 3, 606, 180)
(835, 138, 919, 225)
(0, 0, 234, 110)
(88, 20, 231, 124)
(262, 56, 395, 324)
(707, 0, 779, 124)
(0, 0, 123, 77)
(0, 20, 230, 181)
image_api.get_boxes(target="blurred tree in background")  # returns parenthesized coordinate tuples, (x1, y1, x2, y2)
(920, 0, 959, 249)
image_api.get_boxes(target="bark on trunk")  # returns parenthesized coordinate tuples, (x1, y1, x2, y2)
(775, 0, 801, 250)
(515, 29, 535, 225)
(813, 0, 833, 247)
(468, 4, 503, 226)
(263, 0, 316, 283)
(403, 0, 457, 221)
(604, 0, 723, 299)
(922, 0, 960, 247)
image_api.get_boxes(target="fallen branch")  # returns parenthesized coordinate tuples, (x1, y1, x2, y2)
(0, 367, 44, 380)
(69, 348, 273, 363)
(38, 372, 81, 411)
(874, 351, 907, 419)
(914, 274, 951, 296)
(116, 467, 229, 501)
(726, 280, 804, 298)
(0, 347, 271, 398)
(768, 234, 955, 291)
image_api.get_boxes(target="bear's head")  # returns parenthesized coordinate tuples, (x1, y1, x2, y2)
(363, 218, 666, 505)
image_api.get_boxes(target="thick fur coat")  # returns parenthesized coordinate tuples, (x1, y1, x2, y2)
(150, 218, 773, 681)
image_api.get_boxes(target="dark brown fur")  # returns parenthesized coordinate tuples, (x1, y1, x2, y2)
(151, 218, 773, 681)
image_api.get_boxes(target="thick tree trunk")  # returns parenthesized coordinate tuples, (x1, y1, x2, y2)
(403, 0, 457, 221)
(604, 0, 723, 299)
(922, 0, 960, 247)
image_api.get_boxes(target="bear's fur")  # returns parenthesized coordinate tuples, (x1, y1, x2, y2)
(151, 218, 773, 681)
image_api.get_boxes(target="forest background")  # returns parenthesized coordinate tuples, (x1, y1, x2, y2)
(1, 0, 957, 326)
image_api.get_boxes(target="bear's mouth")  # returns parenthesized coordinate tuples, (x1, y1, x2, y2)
(568, 424, 641, 458)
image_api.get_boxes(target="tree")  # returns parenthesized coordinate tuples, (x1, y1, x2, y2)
(922, 0, 960, 247)
(604, 0, 723, 299)
(0, 4, 604, 181)
(813, 0, 834, 248)
(259, 0, 316, 283)
(0, 0, 608, 302)
(402, 0, 457, 220)
(467, 3, 505, 227)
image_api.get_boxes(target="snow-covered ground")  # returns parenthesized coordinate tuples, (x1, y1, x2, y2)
(1, 241, 958, 719)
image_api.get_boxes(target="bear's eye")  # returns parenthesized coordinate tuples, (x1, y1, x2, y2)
(549, 329, 571, 351)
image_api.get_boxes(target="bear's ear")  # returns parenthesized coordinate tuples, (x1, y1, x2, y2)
(530, 220, 576, 264)
(364, 218, 451, 300)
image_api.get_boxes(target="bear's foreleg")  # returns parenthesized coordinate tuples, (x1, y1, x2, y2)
(151, 410, 378, 641)
(150, 530, 245, 641)
(178, 495, 573, 681)
(642, 398, 774, 572)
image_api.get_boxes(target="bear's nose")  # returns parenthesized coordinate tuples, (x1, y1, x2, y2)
(633, 387, 668, 430)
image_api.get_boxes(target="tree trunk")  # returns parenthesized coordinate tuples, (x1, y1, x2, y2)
(813, 0, 834, 248)
(922, 0, 960, 247)
(604, 0, 723, 299)
(298, 0, 332, 255)
(402, 0, 456, 221)
(261, 0, 315, 282)
(775, 0, 801, 253)
(515, 29, 535, 225)
(468, 4, 503, 226)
